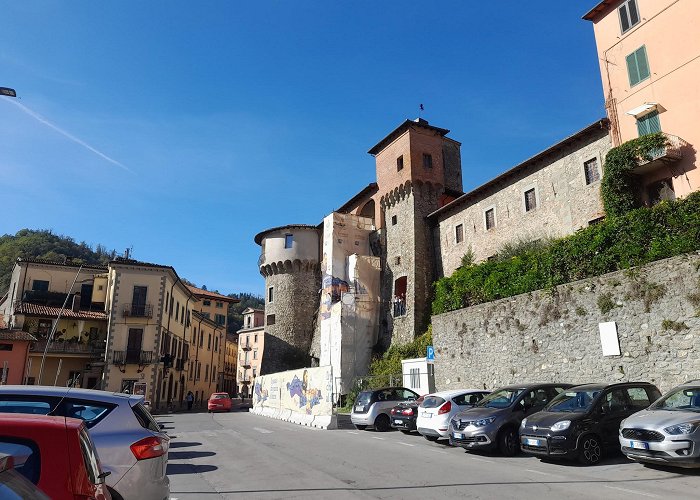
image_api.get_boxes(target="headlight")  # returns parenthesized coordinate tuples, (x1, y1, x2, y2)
(520, 418, 527, 429)
(550, 420, 571, 431)
(472, 417, 496, 427)
(664, 422, 700, 435)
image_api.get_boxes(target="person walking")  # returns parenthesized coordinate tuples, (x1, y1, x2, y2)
(186, 391, 194, 411)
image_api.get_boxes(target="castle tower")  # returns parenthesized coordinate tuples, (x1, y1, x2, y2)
(254, 225, 320, 374)
(368, 118, 463, 346)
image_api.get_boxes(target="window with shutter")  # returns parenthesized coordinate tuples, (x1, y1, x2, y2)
(636, 111, 661, 136)
(619, 0, 640, 34)
(626, 46, 650, 87)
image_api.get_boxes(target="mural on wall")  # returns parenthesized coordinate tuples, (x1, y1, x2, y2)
(253, 365, 334, 417)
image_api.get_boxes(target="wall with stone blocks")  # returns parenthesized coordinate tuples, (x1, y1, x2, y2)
(432, 253, 700, 393)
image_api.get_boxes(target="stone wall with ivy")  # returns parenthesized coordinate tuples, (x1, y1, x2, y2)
(432, 252, 700, 393)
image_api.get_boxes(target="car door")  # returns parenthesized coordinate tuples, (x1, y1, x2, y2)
(596, 389, 631, 447)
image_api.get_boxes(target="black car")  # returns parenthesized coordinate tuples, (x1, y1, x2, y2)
(390, 395, 425, 433)
(519, 382, 661, 465)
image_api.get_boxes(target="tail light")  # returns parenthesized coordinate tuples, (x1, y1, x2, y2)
(391, 408, 397, 415)
(438, 401, 452, 415)
(402, 408, 414, 416)
(130, 436, 167, 460)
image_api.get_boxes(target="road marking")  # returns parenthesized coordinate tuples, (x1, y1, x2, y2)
(525, 469, 551, 476)
(346, 431, 359, 435)
(469, 456, 494, 463)
(431, 449, 448, 454)
(253, 427, 273, 434)
(398, 442, 414, 447)
(604, 486, 660, 498)
(371, 436, 384, 440)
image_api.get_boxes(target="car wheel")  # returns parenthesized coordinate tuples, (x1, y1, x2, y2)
(374, 414, 390, 432)
(107, 486, 124, 500)
(578, 435, 603, 465)
(424, 435, 439, 442)
(355, 424, 367, 431)
(498, 427, 519, 456)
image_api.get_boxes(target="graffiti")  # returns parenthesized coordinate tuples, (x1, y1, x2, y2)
(287, 370, 323, 414)
(254, 380, 268, 404)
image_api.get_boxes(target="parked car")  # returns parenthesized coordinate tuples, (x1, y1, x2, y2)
(417, 390, 490, 441)
(449, 383, 573, 456)
(0, 453, 49, 500)
(0, 414, 111, 499)
(351, 387, 419, 432)
(208, 393, 233, 412)
(520, 382, 661, 465)
(0, 386, 169, 500)
(390, 395, 425, 433)
(619, 380, 700, 468)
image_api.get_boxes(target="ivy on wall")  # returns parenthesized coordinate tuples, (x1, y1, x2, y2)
(601, 132, 669, 217)
(432, 192, 700, 315)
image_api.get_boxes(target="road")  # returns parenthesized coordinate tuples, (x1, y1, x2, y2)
(161, 410, 700, 499)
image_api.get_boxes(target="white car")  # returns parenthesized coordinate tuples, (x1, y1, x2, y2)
(416, 389, 490, 441)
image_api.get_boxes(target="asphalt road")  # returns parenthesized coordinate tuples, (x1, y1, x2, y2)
(161, 411, 700, 499)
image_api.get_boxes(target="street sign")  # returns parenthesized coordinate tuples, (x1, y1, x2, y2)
(426, 346, 435, 360)
(0, 87, 16, 97)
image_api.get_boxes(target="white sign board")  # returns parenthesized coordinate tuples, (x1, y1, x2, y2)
(599, 322, 621, 356)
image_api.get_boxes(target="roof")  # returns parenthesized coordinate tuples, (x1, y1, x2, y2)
(109, 258, 197, 299)
(583, 1, 618, 21)
(336, 183, 378, 214)
(0, 330, 37, 342)
(0, 385, 143, 404)
(254, 224, 319, 245)
(368, 118, 450, 156)
(16, 257, 108, 271)
(241, 307, 263, 314)
(427, 389, 486, 398)
(0, 413, 76, 430)
(428, 119, 609, 221)
(186, 285, 239, 303)
(14, 302, 108, 321)
(568, 382, 657, 391)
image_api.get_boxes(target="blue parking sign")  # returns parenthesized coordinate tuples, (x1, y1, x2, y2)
(427, 346, 435, 360)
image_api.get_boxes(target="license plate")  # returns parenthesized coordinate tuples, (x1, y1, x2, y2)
(421, 412, 432, 418)
(453, 432, 463, 439)
(525, 438, 541, 446)
(355, 406, 363, 412)
(394, 419, 404, 425)
(630, 440, 649, 450)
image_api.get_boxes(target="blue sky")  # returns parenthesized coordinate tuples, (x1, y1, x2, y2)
(0, 1, 605, 296)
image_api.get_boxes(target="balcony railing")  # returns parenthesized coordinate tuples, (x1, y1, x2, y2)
(242, 360, 251, 368)
(30, 340, 104, 356)
(122, 303, 153, 318)
(239, 376, 252, 384)
(241, 342, 252, 351)
(112, 350, 155, 365)
(635, 133, 685, 174)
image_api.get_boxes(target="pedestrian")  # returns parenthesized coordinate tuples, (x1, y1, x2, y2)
(186, 391, 194, 411)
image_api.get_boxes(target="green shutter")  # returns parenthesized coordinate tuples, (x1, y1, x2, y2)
(637, 111, 661, 137)
(626, 52, 640, 86)
(627, 46, 650, 87)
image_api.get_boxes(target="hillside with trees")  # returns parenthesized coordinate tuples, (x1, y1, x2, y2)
(226, 292, 265, 334)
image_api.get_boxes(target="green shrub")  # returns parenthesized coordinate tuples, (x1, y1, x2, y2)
(433, 191, 700, 315)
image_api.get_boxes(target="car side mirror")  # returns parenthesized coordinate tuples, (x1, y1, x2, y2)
(97, 471, 111, 485)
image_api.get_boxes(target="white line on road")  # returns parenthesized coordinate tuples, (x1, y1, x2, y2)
(604, 485, 660, 498)
(524, 469, 551, 476)
(371, 436, 384, 440)
(431, 449, 448, 454)
(346, 431, 359, 435)
(469, 456, 494, 463)
(398, 442, 414, 447)
(253, 427, 273, 434)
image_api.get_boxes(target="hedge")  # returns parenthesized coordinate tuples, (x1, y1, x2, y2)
(432, 191, 700, 315)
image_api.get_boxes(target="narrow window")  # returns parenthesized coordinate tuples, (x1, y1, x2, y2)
(284, 234, 293, 249)
(619, 0, 640, 34)
(485, 208, 496, 230)
(208, 334, 212, 349)
(584, 158, 601, 185)
(267, 314, 276, 325)
(422, 153, 433, 169)
(636, 110, 661, 136)
(253, 350, 258, 360)
(524, 188, 537, 212)
(395, 256, 401, 265)
(175, 301, 179, 321)
(455, 224, 464, 243)
(165, 292, 169, 312)
(396, 155, 404, 171)
(391, 215, 397, 226)
(268, 286, 274, 303)
(626, 46, 650, 87)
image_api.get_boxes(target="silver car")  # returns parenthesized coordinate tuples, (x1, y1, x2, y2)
(620, 380, 700, 468)
(351, 387, 419, 432)
(0, 386, 169, 499)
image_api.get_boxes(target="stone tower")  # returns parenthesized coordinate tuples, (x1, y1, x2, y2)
(255, 224, 320, 374)
(368, 118, 463, 347)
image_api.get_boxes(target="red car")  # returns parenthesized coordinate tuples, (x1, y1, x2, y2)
(207, 392, 233, 412)
(0, 414, 111, 500)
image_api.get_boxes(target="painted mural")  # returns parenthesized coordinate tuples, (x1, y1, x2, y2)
(252, 365, 333, 417)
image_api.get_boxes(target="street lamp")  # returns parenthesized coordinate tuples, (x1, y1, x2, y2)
(0, 87, 17, 98)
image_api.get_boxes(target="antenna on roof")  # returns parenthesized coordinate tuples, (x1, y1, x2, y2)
(418, 103, 424, 119)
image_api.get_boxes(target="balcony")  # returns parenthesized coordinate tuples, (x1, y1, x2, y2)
(112, 350, 155, 365)
(241, 342, 252, 351)
(30, 340, 104, 357)
(239, 376, 252, 384)
(122, 303, 153, 318)
(635, 133, 685, 175)
(242, 360, 251, 368)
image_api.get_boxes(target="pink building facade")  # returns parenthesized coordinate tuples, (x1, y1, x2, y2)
(585, 0, 700, 203)
(0, 330, 36, 385)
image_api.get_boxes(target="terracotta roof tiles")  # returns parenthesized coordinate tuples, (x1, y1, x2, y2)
(14, 302, 108, 320)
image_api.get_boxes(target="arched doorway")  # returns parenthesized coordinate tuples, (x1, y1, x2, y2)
(359, 199, 375, 226)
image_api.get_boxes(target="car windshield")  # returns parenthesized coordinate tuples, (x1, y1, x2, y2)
(212, 395, 229, 399)
(650, 387, 700, 412)
(546, 390, 601, 412)
(478, 389, 525, 409)
(356, 392, 372, 406)
(420, 396, 446, 409)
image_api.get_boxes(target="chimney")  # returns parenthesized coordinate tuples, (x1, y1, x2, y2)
(72, 294, 81, 313)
